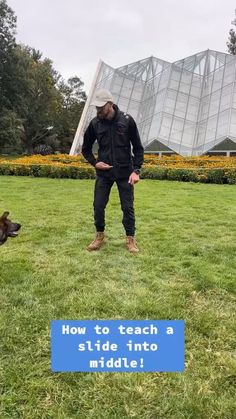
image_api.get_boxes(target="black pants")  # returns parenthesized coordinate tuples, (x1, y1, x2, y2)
(93, 176, 135, 236)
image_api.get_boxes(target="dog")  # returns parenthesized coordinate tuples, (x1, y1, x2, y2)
(0, 212, 21, 246)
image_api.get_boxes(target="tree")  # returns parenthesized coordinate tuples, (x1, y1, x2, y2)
(0, 0, 16, 102)
(227, 10, 236, 54)
(54, 76, 86, 152)
(13, 49, 87, 154)
(0, 0, 16, 58)
(0, 109, 23, 152)
(11, 46, 63, 153)
(0, 0, 19, 152)
(0, 0, 86, 154)
(0, 41, 61, 153)
(58, 76, 86, 108)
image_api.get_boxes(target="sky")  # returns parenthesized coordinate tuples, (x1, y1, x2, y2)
(7, 0, 236, 93)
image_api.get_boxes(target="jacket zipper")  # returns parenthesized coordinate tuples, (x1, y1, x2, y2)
(110, 123, 114, 167)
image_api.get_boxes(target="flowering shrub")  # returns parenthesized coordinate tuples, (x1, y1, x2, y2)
(0, 154, 90, 167)
(0, 154, 236, 183)
(143, 154, 236, 168)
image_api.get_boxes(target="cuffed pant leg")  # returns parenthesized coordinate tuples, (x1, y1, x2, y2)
(93, 176, 113, 232)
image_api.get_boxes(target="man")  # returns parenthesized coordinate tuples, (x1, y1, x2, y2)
(82, 89, 144, 253)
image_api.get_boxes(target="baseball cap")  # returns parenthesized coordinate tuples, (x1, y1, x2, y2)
(90, 89, 113, 107)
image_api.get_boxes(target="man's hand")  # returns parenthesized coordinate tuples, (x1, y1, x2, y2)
(128, 172, 140, 185)
(95, 162, 113, 170)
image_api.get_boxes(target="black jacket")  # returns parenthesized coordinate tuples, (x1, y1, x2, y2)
(82, 105, 144, 179)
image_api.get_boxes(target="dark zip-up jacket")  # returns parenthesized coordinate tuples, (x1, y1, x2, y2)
(82, 105, 144, 179)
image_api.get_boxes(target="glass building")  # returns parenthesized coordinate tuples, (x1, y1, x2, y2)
(70, 50, 236, 156)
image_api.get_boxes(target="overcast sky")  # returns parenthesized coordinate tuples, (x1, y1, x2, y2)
(7, 0, 236, 92)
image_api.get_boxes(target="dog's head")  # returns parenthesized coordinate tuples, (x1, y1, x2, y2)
(0, 212, 21, 246)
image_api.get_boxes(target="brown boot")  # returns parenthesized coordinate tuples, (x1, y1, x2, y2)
(87, 232, 105, 251)
(126, 236, 139, 253)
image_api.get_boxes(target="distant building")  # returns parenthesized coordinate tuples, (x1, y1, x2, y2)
(70, 50, 236, 157)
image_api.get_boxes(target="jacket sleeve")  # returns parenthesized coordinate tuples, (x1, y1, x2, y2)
(81, 121, 97, 167)
(128, 116, 144, 170)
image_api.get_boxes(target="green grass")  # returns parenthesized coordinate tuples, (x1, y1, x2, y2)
(0, 176, 236, 419)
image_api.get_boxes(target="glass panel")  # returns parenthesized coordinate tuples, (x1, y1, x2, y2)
(216, 110, 230, 138)
(179, 81, 191, 94)
(171, 69, 181, 81)
(181, 70, 192, 84)
(186, 97, 199, 122)
(205, 116, 217, 141)
(149, 116, 161, 140)
(175, 93, 188, 118)
(170, 118, 184, 142)
(202, 74, 213, 97)
(159, 114, 172, 138)
(196, 122, 207, 147)
(153, 73, 162, 93)
(232, 83, 236, 108)
(140, 117, 153, 143)
(131, 81, 144, 101)
(159, 69, 170, 90)
(223, 62, 235, 86)
(112, 73, 123, 87)
(117, 96, 129, 111)
(212, 67, 224, 92)
(219, 85, 232, 112)
(127, 101, 140, 119)
(230, 109, 236, 136)
(190, 74, 202, 97)
(120, 78, 134, 98)
(208, 90, 221, 117)
(208, 51, 216, 73)
(154, 90, 165, 113)
(199, 96, 210, 121)
(164, 90, 177, 113)
(169, 68, 181, 90)
(169, 78, 179, 90)
(182, 122, 195, 146)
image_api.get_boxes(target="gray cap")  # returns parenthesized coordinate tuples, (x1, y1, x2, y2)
(90, 89, 113, 107)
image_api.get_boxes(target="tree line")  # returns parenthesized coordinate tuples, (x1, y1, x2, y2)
(0, 0, 86, 155)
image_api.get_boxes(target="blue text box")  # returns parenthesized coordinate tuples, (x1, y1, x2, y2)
(51, 320, 184, 372)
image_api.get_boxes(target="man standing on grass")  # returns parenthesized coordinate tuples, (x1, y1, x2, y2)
(82, 89, 144, 253)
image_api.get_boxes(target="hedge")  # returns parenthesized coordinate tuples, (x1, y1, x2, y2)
(0, 162, 236, 184)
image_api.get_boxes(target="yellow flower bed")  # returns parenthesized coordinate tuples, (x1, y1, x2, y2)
(0, 153, 236, 169)
(143, 154, 236, 168)
(0, 154, 236, 183)
(0, 154, 90, 167)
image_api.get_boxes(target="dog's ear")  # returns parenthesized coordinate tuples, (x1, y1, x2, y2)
(1, 212, 9, 219)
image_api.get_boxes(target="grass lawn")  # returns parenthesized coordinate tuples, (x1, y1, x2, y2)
(0, 176, 236, 419)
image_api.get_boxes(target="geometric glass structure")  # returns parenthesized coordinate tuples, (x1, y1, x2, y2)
(70, 50, 236, 156)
